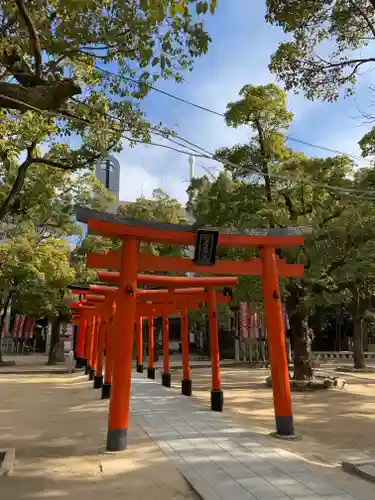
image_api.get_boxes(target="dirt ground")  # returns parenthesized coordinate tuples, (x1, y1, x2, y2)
(0, 362, 197, 500)
(168, 362, 375, 465)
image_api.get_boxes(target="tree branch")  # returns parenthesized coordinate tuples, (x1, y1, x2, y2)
(283, 193, 297, 220)
(0, 141, 36, 221)
(31, 158, 77, 170)
(1, 0, 33, 36)
(38, 177, 89, 231)
(348, 0, 375, 38)
(254, 118, 272, 202)
(312, 51, 375, 84)
(302, 246, 311, 270)
(15, 0, 42, 79)
(0, 290, 11, 360)
(325, 257, 346, 276)
(339, 60, 369, 84)
(310, 281, 335, 295)
(0, 80, 81, 112)
(318, 205, 346, 228)
(32, 137, 120, 172)
(315, 55, 375, 70)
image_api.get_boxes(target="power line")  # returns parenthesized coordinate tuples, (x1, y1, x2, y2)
(71, 95, 214, 157)
(196, 159, 375, 200)
(285, 136, 368, 161)
(2, 91, 375, 201)
(70, 94, 375, 197)
(95, 66, 224, 117)
(0, 93, 206, 158)
(94, 65, 372, 164)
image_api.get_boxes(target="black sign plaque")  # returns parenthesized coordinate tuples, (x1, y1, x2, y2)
(193, 229, 219, 266)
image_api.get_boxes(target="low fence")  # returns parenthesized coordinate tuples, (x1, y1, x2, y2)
(313, 351, 375, 361)
(237, 340, 375, 365)
(0, 337, 34, 355)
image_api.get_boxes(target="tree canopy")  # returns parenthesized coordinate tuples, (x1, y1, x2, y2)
(266, 0, 375, 101)
(6, 236, 75, 318)
(72, 188, 189, 287)
(188, 82, 375, 376)
(0, 0, 216, 221)
(1, 0, 217, 111)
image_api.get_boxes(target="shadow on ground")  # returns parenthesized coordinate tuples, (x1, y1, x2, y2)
(0, 369, 197, 500)
(166, 365, 375, 462)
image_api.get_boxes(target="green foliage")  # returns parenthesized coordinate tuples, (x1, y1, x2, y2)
(188, 81, 375, 375)
(0, 161, 112, 241)
(70, 234, 115, 286)
(216, 84, 294, 202)
(72, 188, 190, 286)
(118, 188, 188, 224)
(0, 235, 75, 320)
(266, 0, 375, 101)
(225, 83, 293, 131)
(187, 173, 264, 304)
(0, 0, 216, 219)
(1, 0, 216, 93)
(117, 188, 189, 258)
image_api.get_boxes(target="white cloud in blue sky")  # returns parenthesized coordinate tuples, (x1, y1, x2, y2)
(115, 1, 375, 204)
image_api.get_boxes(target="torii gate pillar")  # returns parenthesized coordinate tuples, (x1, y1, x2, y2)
(106, 238, 139, 451)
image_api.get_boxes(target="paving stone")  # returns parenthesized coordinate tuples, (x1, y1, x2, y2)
(355, 464, 375, 483)
(275, 482, 318, 498)
(200, 469, 245, 496)
(219, 463, 258, 480)
(131, 373, 374, 500)
(265, 476, 300, 487)
(272, 462, 308, 473)
(179, 453, 221, 473)
(288, 471, 345, 496)
(177, 464, 222, 500)
(210, 475, 258, 499)
(208, 452, 238, 463)
(166, 438, 194, 452)
(322, 495, 360, 500)
(249, 465, 290, 478)
(238, 477, 290, 500)
(212, 455, 238, 465)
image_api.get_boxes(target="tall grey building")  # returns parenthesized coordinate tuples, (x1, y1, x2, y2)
(94, 155, 120, 213)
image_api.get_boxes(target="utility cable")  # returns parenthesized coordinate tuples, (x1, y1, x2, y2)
(93, 65, 371, 164)
(2, 91, 375, 201)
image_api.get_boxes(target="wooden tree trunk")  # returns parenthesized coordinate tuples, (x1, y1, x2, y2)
(352, 316, 365, 369)
(289, 312, 314, 380)
(351, 286, 366, 370)
(0, 292, 11, 365)
(47, 317, 61, 365)
(286, 284, 314, 380)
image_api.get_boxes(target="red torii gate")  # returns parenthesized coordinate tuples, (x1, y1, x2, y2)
(71, 284, 233, 396)
(75, 206, 308, 451)
(74, 297, 117, 396)
(92, 273, 236, 394)
(71, 296, 111, 384)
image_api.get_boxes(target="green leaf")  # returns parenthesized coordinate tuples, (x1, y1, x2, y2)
(196, 1, 208, 15)
(265, 0, 375, 101)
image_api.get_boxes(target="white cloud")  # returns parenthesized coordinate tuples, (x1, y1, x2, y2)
(119, 162, 163, 201)
(118, 160, 190, 203)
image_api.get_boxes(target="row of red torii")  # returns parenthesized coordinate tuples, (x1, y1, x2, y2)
(70, 207, 308, 452)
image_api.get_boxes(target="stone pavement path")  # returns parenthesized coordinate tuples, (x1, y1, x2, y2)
(132, 373, 375, 500)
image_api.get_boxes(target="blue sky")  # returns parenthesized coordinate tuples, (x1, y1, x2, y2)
(114, 1, 375, 205)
